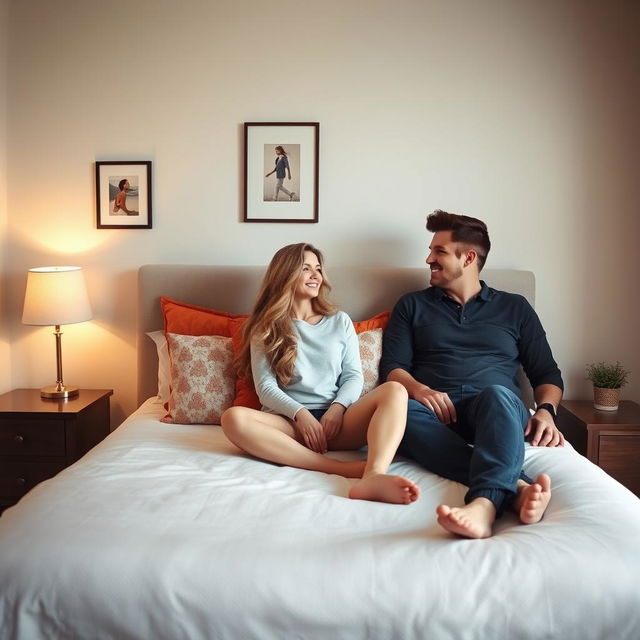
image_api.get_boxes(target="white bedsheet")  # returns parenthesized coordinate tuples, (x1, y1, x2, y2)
(1, 399, 640, 640)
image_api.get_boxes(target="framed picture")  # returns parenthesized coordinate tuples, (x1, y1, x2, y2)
(244, 122, 319, 223)
(95, 161, 152, 229)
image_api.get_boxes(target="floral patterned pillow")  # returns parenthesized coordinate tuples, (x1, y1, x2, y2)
(358, 328, 383, 396)
(162, 333, 235, 425)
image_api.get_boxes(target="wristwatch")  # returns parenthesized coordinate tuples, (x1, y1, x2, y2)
(536, 402, 557, 421)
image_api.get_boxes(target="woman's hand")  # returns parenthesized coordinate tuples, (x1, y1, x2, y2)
(294, 409, 328, 453)
(320, 403, 346, 442)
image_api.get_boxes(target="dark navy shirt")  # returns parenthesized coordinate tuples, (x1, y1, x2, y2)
(380, 281, 563, 400)
(275, 155, 289, 179)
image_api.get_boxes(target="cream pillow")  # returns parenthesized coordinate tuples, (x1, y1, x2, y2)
(162, 333, 236, 425)
(146, 330, 170, 404)
(358, 328, 383, 396)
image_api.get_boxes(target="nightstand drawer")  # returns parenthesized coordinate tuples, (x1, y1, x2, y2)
(599, 434, 640, 496)
(0, 461, 67, 499)
(0, 420, 66, 456)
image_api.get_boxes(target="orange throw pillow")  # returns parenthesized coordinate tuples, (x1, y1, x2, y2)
(352, 310, 390, 334)
(230, 318, 261, 410)
(160, 296, 244, 337)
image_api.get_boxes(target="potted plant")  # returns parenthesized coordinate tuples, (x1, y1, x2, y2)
(585, 361, 630, 411)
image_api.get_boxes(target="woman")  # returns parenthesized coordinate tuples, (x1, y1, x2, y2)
(221, 243, 419, 505)
(112, 179, 138, 215)
(265, 145, 296, 201)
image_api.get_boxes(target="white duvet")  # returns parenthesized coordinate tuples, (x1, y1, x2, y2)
(1, 399, 640, 640)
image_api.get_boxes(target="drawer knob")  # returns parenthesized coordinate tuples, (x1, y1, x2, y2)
(14, 434, 25, 444)
(16, 477, 26, 486)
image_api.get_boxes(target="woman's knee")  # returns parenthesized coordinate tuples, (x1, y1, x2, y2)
(221, 406, 252, 436)
(375, 380, 409, 403)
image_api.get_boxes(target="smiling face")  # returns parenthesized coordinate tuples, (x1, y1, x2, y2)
(294, 250, 323, 301)
(426, 230, 467, 288)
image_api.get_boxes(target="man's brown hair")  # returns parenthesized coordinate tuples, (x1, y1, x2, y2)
(426, 209, 491, 271)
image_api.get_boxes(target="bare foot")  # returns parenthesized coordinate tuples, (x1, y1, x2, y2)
(514, 473, 551, 524)
(436, 498, 496, 539)
(349, 474, 420, 504)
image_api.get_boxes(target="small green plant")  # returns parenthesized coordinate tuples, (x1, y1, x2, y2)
(585, 361, 630, 389)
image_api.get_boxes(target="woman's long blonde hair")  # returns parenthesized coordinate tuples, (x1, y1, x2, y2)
(235, 243, 337, 387)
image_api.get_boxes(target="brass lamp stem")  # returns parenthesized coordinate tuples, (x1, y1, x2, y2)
(41, 324, 79, 399)
(54, 325, 64, 391)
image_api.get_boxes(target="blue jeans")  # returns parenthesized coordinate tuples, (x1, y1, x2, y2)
(398, 385, 532, 515)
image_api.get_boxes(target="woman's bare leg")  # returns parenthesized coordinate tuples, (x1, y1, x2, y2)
(221, 406, 365, 478)
(330, 382, 419, 504)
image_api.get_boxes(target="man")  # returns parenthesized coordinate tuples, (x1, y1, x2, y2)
(380, 210, 564, 539)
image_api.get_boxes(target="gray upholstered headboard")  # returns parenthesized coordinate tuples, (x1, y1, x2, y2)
(137, 265, 535, 406)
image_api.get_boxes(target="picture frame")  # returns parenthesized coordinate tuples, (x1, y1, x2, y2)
(95, 161, 152, 229)
(244, 122, 319, 223)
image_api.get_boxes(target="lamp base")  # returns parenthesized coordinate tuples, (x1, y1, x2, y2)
(41, 384, 80, 399)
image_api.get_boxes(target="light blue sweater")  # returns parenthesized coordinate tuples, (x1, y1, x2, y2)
(251, 311, 364, 419)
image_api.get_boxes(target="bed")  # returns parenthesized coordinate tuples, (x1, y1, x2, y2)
(1, 264, 639, 640)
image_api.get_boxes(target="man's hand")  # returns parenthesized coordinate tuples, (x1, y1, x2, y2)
(413, 385, 457, 424)
(525, 408, 565, 447)
(294, 409, 328, 453)
(320, 403, 345, 442)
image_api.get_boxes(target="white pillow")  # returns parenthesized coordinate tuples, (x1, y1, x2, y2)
(146, 330, 170, 404)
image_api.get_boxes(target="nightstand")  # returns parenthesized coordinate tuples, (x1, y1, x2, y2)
(0, 388, 113, 513)
(557, 400, 640, 497)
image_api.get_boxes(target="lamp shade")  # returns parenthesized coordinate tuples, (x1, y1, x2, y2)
(22, 266, 93, 326)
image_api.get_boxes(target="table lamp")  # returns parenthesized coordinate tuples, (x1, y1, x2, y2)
(22, 266, 93, 399)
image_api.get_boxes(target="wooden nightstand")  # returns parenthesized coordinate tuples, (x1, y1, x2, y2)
(557, 400, 640, 496)
(0, 388, 113, 513)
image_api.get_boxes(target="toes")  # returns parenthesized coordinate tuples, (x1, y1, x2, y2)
(436, 504, 452, 518)
(537, 473, 551, 492)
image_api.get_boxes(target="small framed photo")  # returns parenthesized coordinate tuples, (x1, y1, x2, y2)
(95, 160, 152, 229)
(244, 122, 319, 223)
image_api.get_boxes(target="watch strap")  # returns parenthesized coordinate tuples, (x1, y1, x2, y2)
(536, 402, 557, 420)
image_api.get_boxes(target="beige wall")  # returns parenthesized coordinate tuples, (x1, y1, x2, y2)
(5, 0, 640, 425)
(0, 0, 9, 394)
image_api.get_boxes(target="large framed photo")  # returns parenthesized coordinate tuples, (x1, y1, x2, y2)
(244, 122, 319, 223)
(95, 161, 152, 229)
